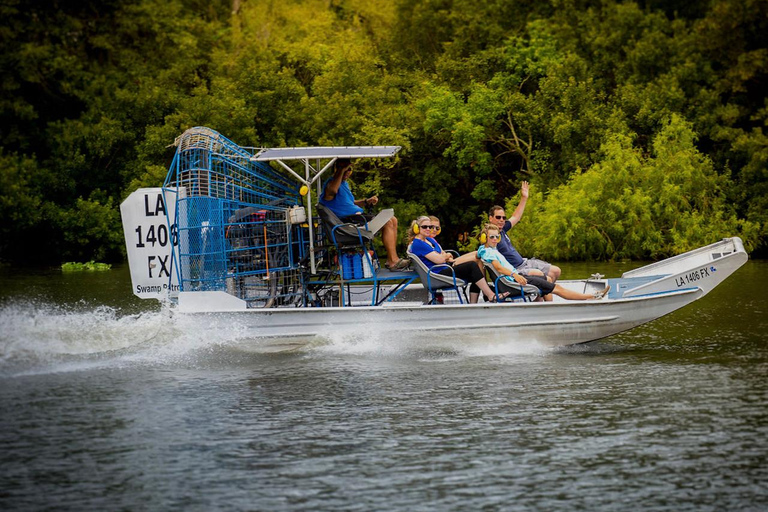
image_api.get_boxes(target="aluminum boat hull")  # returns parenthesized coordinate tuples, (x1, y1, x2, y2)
(173, 238, 747, 351)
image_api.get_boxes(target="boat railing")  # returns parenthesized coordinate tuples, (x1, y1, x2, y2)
(622, 237, 744, 279)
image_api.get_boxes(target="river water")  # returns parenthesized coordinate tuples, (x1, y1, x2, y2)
(1, 261, 766, 511)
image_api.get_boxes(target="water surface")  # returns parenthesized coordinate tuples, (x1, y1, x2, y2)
(1, 262, 766, 510)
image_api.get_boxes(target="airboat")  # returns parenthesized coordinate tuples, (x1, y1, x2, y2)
(120, 127, 748, 350)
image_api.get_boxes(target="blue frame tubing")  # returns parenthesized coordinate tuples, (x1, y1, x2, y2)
(426, 263, 465, 305)
(330, 223, 378, 306)
(493, 275, 540, 302)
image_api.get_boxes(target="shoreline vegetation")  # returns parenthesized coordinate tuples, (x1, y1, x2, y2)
(1, 0, 765, 266)
(61, 262, 112, 272)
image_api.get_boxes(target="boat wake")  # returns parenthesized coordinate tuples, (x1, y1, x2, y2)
(0, 299, 176, 377)
(1, 300, 582, 378)
(302, 320, 552, 359)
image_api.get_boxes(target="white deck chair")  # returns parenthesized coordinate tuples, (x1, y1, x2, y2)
(483, 261, 542, 302)
(407, 251, 469, 304)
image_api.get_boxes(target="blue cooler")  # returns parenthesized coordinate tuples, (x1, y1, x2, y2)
(341, 253, 364, 279)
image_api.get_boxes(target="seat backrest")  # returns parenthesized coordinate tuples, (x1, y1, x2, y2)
(483, 260, 541, 301)
(316, 203, 373, 247)
(407, 252, 467, 291)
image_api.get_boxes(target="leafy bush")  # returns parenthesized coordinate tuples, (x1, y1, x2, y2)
(61, 261, 112, 272)
(513, 115, 759, 260)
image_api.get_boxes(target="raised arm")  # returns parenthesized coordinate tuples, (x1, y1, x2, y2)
(508, 181, 529, 229)
(323, 165, 346, 201)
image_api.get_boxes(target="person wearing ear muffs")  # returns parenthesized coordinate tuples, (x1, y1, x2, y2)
(478, 224, 610, 301)
(320, 158, 409, 270)
(409, 216, 506, 303)
(428, 216, 442, 239)
(408, 215, 443, 247)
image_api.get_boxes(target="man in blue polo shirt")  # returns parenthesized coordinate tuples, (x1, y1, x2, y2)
(488, 181, 561, 282)
(320, 158, 409, 270)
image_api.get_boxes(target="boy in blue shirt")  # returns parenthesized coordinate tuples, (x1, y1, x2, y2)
(488, 181, 561, 282)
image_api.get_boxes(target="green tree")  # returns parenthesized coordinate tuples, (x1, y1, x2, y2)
(514, 116, 758, 260)
(0, 151, 44, 261)
(0, 0, 228, 263)
(1, 0, 766, 264)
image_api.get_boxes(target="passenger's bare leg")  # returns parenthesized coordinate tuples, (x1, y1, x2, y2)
(549, 265, 562, 283)
(474, 278, 497, 304)
(382, 217, 400, 266)
(452, 251, 477, 266)
(553, 284, 593, 301)
(451, 251, 486, 277)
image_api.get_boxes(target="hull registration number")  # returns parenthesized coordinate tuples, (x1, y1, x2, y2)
(675, 266, 716, 288)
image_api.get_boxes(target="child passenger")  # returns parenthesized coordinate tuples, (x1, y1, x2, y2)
(477, 224, 610, 301)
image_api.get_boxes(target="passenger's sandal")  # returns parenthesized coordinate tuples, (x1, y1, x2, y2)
(593, 285, 611, 299)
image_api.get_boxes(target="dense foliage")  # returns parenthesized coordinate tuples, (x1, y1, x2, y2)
(1, 0, 765, 264)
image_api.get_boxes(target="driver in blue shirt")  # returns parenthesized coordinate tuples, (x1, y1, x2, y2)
(320, 158, 409, 270)
(488, 181, 561, 283)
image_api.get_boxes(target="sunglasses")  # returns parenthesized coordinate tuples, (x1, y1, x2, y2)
(419, 225, 436, 230)
(494, 215, 506, 220)
(488, 234, 501, 240)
